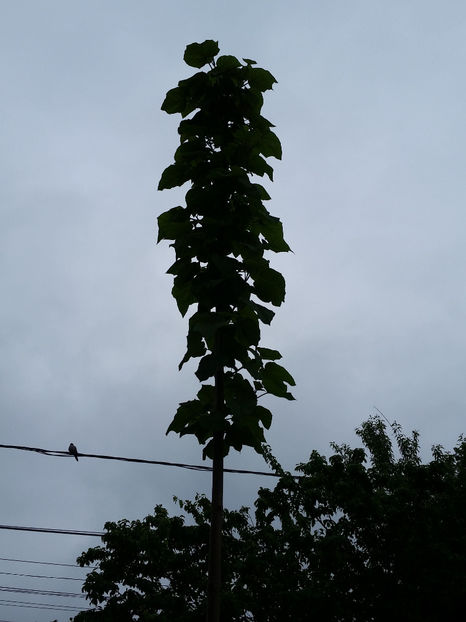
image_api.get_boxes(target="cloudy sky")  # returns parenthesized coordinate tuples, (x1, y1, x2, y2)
(1, 1, 466, 619)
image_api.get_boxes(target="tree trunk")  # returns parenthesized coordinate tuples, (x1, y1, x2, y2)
(207, 365, 224, 622)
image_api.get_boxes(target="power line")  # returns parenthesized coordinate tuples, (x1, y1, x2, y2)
(0, 598, 92, 612)
(0, 443, 290, 478)
(0, 585, 84, 598)
(0, 557, 93, 610)
(0, 570, 83, 581)
(0, 556, 91, 568)
(0, 524, 103, 537)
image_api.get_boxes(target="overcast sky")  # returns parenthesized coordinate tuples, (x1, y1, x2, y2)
(1, 1, 466, 620)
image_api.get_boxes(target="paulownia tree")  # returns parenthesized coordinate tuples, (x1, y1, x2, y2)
(156, 40, 294, 620)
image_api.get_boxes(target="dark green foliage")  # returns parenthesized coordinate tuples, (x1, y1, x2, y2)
(157, 41, 294, 458)
(72, 416, 466, 621)
(184, 40, 220, 69)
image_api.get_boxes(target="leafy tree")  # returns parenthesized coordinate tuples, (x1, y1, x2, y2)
(71, 415, 466, 621)
(157, 39, 294, 619)
(157, 39, 293, 459)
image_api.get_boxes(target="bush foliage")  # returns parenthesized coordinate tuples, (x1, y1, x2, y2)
(72, 415, 466, 621)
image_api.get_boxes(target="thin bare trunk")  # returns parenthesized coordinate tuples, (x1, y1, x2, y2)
(206, 355, 225, 622)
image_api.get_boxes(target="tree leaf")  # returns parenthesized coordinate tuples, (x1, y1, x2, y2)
(184, 40, 219, 68)
(253, 268, 286, 306)
(166, 399, 205, 435)
(262, 362, 295, 399)
(258, 214, 291, 253)
(216, 55, 241, 70)
(255, 405, 273, 429)
(252, 183, 271, 200)
(197, 383, 215, 407)
(189, 311, 231, 341)
(179, 331, 206, 370)
(157, 206, 190, 243)
(248, 67, 277, 91)
(268, 362, 295, 386)
(158, 163, 191, 190)
(251, 301, 275, 325)
(257, 347, 282, 361)
(171, 278, 195, 317)
(161, 86, 185, 115)
(195, 354, 218, 381)
(259, 130, 282, 160)
(224, 374, 257, 418)
(235, 314, 260, 347)
(174, 139, 207, 164)
(248, 153, 274, 181)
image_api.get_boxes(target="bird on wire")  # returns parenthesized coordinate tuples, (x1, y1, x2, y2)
(68, 443, 79, 461)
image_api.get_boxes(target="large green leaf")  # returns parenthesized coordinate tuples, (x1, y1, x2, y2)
(166, 257, 198, 280)
(251, 301, 275, 325)
(175, 73, 210, 118)
(158, 163, 191, 190)
(177, 119, 204, 142)
(259, 130, 282, 160)
(242, 354, 262, 379)
(258, 214, 291, 253)
(197, 383, 216, 407)
(253, 267, 286, 306)
(178, 331, 206, 370)
(161, 86, 185, 115)
(184, 40, 219, 68)
(216, 55, 241, 70)
(171, 278, 195, 317)
(157, 206, 190, 243)
(228, 416, 265, 451)
(247, 67, 277, 91)
(262, 362, 295, 399)
(166, 399, 205, 435)
(224, 374, 257, 418)
(255, 405, 273, 429)
(195, 354, 218, 381)
(174, 139, 207, 164)
(248, 153, 274, 181)
(257, 347, 282, 361)
(252, 183, 271, 200)
(235, 313, 260, 347)
(189, 311, 231, 341)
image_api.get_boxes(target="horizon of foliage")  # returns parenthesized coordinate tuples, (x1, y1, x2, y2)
(70, 415, 466, 621)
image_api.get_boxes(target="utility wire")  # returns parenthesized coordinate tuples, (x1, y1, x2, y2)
(0, 585, 84, 598)
(0, 570, 83, 581)
(0, 598, 92, 611)
(0, 524, 103, 537)
(0, 443, 293, 478)
(0, 556, 92, 568)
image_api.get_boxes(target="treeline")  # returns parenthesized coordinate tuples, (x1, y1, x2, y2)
(70, 415, 466, 621)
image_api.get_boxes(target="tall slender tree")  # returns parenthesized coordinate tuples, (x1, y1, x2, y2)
(157, 40, 294, 621)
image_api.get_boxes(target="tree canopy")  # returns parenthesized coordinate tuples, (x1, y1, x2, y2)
(71, 415, 466, 621)
(157, 40, 294, 460)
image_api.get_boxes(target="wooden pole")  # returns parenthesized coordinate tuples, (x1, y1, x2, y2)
(206, 363, 225, 622)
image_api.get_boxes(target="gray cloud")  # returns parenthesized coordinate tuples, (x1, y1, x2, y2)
(1, 1, 466, 619)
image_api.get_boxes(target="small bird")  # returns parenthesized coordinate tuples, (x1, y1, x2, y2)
(68, 443, 79, 461)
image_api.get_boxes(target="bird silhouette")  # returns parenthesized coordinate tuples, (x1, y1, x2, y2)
(68, 443, 79, 461)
